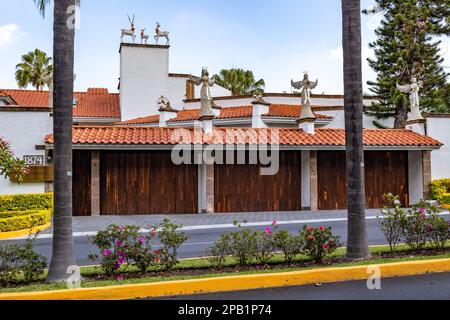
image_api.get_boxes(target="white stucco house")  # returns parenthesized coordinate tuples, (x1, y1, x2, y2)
(0, 39, 448, 215)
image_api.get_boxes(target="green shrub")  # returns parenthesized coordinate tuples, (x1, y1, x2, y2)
(431, 179, 450, 203)
(0, 193, 53, 212)
(273, 230, 303, 265)
(227, 222, 258, 267)
(89, 224, 143, 276)
(378, 193, 407, 252)
(427, 215, 450, 250)
(402, 201, 441, 250)
(300, 225, 341, 263)
(152, 219, 189, 271)
(254, 226, 277, 265)
(0, 234, 47, 286)
(0, 193, 53, 233)
(441, 193, 450, 206)
(206, 233, 232, 269)
(0, 210, 52, 232)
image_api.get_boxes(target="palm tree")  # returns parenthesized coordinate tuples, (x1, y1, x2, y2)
(16, 49, 53, 90)
(341, 0, 370, 259)
(34, 0, 77, 283)
(213, 68, 265, 96)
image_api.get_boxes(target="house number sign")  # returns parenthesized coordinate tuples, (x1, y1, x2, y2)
(23, 155, 45, 166)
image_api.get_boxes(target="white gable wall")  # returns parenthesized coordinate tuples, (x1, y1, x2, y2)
(0, 110, 52, 195)
(427, 117, 450, 180)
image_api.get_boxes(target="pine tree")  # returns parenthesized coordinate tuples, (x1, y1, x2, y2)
(364, 0, 450, 128)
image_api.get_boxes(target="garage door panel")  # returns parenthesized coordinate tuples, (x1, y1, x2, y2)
(214, 151, 301, 213)
(318, 151, 409, 210)
(100, 151, 198, 215)
(73, 150, 91, 217)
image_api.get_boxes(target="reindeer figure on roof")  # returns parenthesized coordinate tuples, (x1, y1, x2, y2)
(140, 29, 149, 44)
(154, 22, 170, 45)
(121, 14, 136, 43)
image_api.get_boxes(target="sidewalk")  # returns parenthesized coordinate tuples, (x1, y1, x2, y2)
(42, 209, 385, 234)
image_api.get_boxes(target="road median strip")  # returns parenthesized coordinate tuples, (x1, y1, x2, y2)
(1, 257, 449, 300)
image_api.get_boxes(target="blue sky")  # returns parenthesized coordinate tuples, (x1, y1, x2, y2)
(0, 0, 448, 94)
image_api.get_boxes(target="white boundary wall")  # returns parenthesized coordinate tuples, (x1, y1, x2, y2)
(427, 116, 450, 180)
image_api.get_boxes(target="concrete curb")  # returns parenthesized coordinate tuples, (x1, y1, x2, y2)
(1, 258, 450, 300)
(0, 223, 52, 240)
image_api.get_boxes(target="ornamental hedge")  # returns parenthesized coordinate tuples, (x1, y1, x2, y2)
(0, 193, 53, 233)
(431, 179, 450, 207)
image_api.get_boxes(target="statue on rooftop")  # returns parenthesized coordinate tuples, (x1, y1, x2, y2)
(189, 68, 216, 119)
(397, 77, 424, 121)
(154, 22, 170, 45)
(121, 14, 136, 43)
(291, 72, 318, 119)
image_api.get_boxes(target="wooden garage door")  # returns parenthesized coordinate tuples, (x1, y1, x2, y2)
(214, 151, 302, 213)
(73, 150, 91, 217)
(318, 151, 409, 210)
(317, 151, 347, 210)
(365, 151, 409, 208)
(100, 151, 198, 215)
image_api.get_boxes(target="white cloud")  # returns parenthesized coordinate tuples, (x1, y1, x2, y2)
(0, 24, 21, 48)
(330, 46, 343, 60)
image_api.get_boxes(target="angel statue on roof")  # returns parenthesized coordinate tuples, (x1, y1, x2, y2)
(189, 67, 216, 119)
(291, 72, 318, 119)
(397, 77, 424, 121)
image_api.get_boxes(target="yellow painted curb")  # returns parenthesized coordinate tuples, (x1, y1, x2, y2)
(0, 223, 51, 240)
(1, 258, 450, 300)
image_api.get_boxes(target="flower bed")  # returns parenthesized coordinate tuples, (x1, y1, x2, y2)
(0, 193, 53, 233)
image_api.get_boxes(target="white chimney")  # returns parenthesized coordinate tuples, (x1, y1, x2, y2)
(298, 118, 316, 135)
(251, 93, 270, 128)
(157, 96, 178, 127)
(120, 43, 170, 121)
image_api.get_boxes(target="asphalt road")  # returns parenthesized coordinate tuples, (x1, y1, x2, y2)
(2, 218, 388, 266)
(163, 272, 450, 300)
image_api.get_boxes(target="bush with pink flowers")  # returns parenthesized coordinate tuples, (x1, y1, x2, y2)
(88, 224, 157, 276)
(402, 201, 447, 250)
(300, 225, 341, 263)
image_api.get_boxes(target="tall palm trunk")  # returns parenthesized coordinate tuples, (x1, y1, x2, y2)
(341, 0, 370, 260)
(47, 0, 77, 282)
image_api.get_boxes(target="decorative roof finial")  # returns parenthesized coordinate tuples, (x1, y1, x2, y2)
(291, 72, 318, 120)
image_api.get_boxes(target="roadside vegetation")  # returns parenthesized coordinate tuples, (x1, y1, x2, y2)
(0, 196, 449, 293)
(0, 194, 53, 233)
(431, 179, 450, 209)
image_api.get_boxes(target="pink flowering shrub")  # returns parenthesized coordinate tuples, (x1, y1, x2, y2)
(402, 201, 446, 250)
(89, 224, 159, 275)
(300, 225, 341, 263)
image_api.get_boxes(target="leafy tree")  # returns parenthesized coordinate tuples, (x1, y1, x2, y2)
(213, 68, 265, 95)
(15, 49, 53, 91)
(0, 137, 27, 183)
(34, 0, 78, 283)
(364, 0, 450, 128)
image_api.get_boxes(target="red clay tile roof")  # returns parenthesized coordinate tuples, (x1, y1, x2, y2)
(116, 104, 334, 125)
(217, 106, 253, 119)
(115, 115, 160, 125)
(168, 109, 201, 122)
(265, 104, 334, 119)
(1, 88, 120, 118)
(45, 127, 442, 148)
